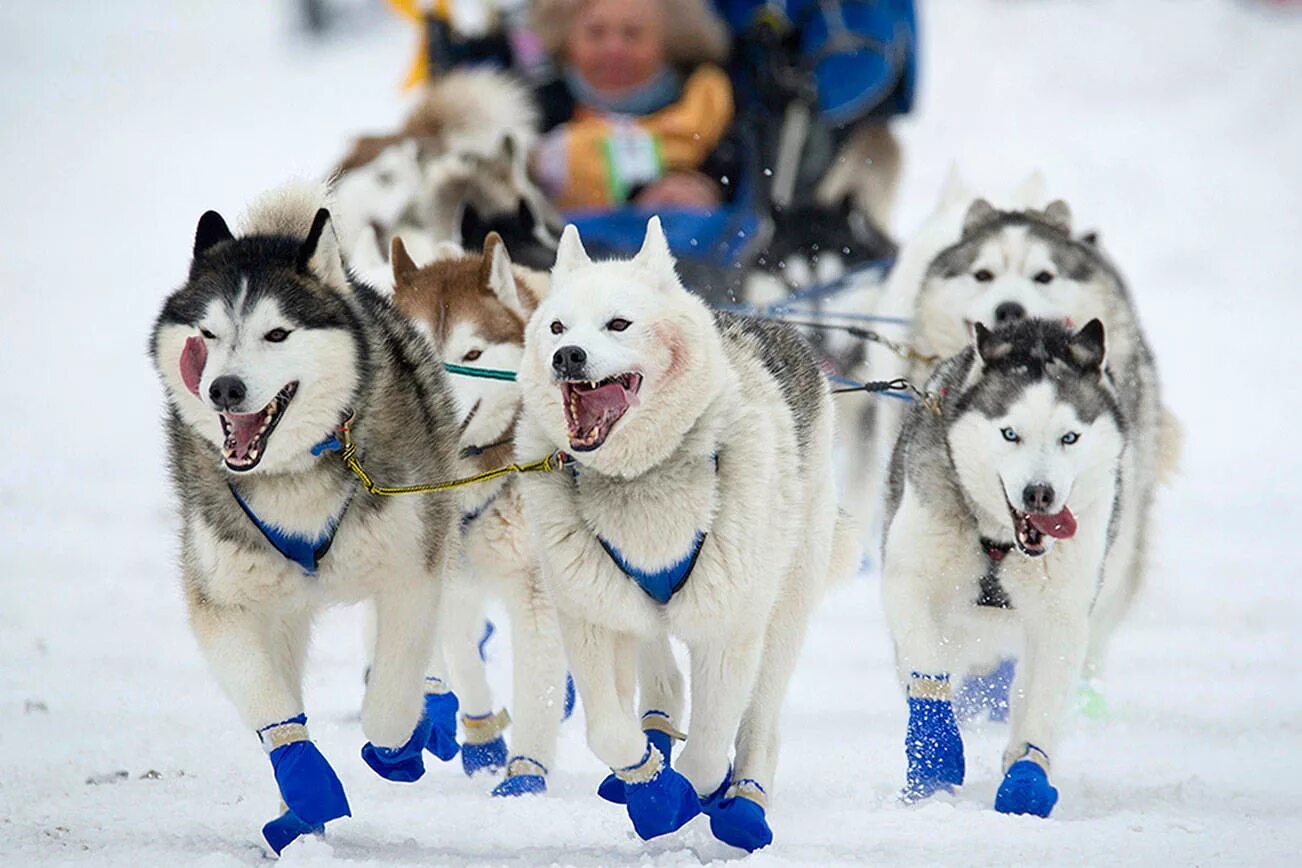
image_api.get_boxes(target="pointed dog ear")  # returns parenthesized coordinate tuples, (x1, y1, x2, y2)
(962, 199, 997, 236)
(1068, 318, 1106, 371)
(553, 223, 590, 279)
(481, 232, 522, 312)
(390, 235, 419, 287)
(194, 210, 234, 258)
(1042, 199, 1073, 234)
(973, 322, 1013, 364)
(298, 208, 349, 290)
(633, 215, 676, 285)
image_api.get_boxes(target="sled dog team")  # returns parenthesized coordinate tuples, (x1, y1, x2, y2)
(151, 175, 1175, 854)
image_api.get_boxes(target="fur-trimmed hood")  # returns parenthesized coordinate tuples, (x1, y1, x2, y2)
(529, 0, 730, 68)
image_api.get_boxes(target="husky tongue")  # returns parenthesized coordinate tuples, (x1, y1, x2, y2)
(181, 336, 207, 397)
(574, 382, 631, 432)
(1028, 507, 1076, 540)
(224, 411, 264, 459)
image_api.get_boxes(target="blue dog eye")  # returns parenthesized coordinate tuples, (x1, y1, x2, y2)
(1061, 432, 1080, 445)
(1001, 427, 1020, 443)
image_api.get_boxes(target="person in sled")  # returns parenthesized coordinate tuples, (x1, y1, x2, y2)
(527, 0, 743, 213)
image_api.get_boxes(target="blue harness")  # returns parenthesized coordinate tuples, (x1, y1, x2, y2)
(578, 454, 717, 605)
(461, 487, 503, 532)
(228, 433, 354, 576)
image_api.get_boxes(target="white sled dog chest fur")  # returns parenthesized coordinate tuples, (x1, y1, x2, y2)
(882, 317, 1125, 819)
(514, 218, 857, 851)
(149, 183, 459, 853)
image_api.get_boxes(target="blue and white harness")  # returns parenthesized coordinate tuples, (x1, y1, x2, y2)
(572, 454, 718, 605)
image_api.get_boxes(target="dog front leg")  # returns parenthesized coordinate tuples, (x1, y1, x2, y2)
(561, 613, 700, 839)
(187, 590, 349, 851)
(360, 577, 440, 783)
(490, 566, 567, 796)
(996, 606, 1089, 818)
(882, 565, 967, 802)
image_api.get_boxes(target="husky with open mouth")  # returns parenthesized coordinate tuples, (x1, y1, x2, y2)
(150, 182, 460, 854)
(881, 317, 1126, 818)
(514, 218, 859, 851)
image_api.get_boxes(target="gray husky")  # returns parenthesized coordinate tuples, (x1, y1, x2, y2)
(882, 317, 1126, 818)
(150, 183, 460, 853)
(910, 199, 1179, 690)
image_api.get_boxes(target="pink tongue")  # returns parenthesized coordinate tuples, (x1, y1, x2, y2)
(224, 411, 264, 458)
(575, 383, 631, 431)
(1028, 507, 1076, 539)
(180, 336, 207, 397)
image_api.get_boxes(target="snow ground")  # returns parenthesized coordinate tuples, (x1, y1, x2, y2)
(2, 0, 1301, 864)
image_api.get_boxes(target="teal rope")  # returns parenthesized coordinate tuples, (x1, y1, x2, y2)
(443, 363, 518, 381)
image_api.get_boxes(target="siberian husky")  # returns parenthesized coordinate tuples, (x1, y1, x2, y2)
(150, 183, 460, 853)
(513, 217, 859, 851)
(882, 317, 1126, 817)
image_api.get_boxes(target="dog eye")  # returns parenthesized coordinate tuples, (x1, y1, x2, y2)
(606, 318, 631, 332)
(1033, 270, 1055, 284)
(550, 320, 565, 335)
(199, 327, 216, 340)
(1001, 427, 1020, 443)
(264, 328, 291, 343)
(462, 349, 482, 362)
(973, 269, 994, 283)
(1061, 431, 1080, 445)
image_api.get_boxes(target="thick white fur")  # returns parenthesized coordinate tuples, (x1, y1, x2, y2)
(515, 218, 857, 801)
(154, 185, 451, 752)
(883, 365, 1125, 777)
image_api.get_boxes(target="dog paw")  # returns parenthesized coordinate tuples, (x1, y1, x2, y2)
(260, 716, 351, 828)
(261, 808, 323, 856)
(994, 760, 1059, 817)
(423, 689, 461, 761)
(700, 772, 773, 852)
(954, 658, 1015, 723)
(903, 695, 965, 801)
(624, 765, 701, 840)
(461, 736, 508, 776)
(492, 773, 547, 797)
(361, 714, 432, 783)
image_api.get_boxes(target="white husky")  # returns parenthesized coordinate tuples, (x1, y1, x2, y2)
(514, 218, 858, 851)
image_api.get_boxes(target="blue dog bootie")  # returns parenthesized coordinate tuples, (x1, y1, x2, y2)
(902, 672, 965, 802)
(614, 743, 701, 840)
(491, 755, 549, 797)
(699, 769, 773, 852)
(460, 709, 510, 776)
(423, 676, 461, 761)
(995, 743, 1059, 818)
(257, 715, 350, 853)
(598, 710, 686, 804)
(954, 658, 1015, 723)
(361, 712, 434, 783)
(261, 804, 323, 856)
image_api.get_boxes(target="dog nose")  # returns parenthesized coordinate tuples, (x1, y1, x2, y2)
(209, 375, 246, 411)
(994, 301, 1026, 323)
(551, 345, 587, 380)
(1023, 483, 1056, 513)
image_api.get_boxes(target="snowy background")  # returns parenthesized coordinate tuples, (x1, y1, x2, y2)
(3, 0, 1301, 864)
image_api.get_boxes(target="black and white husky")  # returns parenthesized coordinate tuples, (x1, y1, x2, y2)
(882, 318, 1126, 817)
(150, 183, 460, 853)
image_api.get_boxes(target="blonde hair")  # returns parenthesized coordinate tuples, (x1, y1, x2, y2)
(529, 0, 731, 68)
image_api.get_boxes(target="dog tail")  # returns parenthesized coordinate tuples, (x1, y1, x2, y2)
(1156, 405, 1183, 486)
(240, 179, 332, 239)
(825, 509, 863, 591)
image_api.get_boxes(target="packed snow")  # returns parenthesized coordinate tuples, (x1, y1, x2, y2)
(2, 0, 1300, 864)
